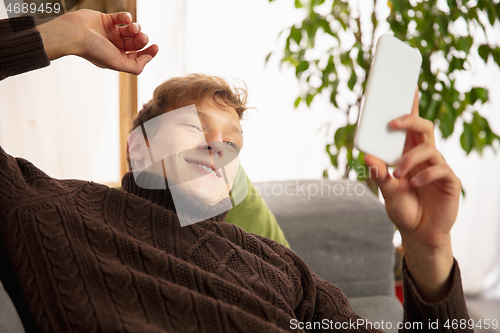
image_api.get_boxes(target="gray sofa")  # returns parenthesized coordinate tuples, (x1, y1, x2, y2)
(256, 179, 403, 332)
(0, 179, 403, 332)
(0, 280, 24, 333)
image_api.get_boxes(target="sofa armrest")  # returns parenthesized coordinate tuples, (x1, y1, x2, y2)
(0, 281, 25, 333)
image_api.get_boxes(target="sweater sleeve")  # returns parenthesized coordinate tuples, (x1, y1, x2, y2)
(308, 273, 384, 332)
(0, 16, 50, 80)
(304, 255, 472, 333)
(253, 233, 384, 332)
(257, 231, 473, 332)
(400, 255, 473, 332)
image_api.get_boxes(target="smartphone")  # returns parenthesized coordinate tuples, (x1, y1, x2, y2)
(354, 34, 422, 166)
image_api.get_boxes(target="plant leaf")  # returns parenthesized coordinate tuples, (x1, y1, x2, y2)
(469, 87, 489, 104)
(348, 72, 357, 90)
(460, 122, 473, 154)
(438, 102, 457, 137)
(449, 57, 465, 71)
(306, 93, 314, 106)
(424, 99, 441, 120)
(290, 26, 302, 45)
(296, 61, 309, 77)
(456, 36, 473, 53)
(478, 45, 491, 62)
(265, 52, 273, 64)
(294, 96, 301, 108)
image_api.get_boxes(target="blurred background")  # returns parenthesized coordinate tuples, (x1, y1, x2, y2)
(1, 0, 499, 318)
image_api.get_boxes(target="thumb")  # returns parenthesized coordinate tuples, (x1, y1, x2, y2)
(125, 44, 159, 75)
(364, 154, 398, 199)
(133, 54, 153, 74)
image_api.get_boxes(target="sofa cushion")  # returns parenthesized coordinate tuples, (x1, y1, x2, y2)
(256, 179, 396, 298)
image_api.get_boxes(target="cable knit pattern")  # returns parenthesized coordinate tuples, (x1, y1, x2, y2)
(0, 147, 473, 332)
(1, 16, 473, 332)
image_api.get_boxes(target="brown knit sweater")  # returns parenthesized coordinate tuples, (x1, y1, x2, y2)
(0, 16, 473, 333)
(0, 16, 50, 80)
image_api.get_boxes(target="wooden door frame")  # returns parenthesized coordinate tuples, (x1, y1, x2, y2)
(119, 0, 138, 180)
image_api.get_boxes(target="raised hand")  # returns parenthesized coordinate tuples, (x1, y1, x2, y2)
(364, 89, 462, 302)
(38, 9, 158, 75)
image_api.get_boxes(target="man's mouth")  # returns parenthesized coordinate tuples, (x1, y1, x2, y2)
(184, 158, 222, 178)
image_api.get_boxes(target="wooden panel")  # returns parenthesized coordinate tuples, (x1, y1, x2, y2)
(72, 0, 128, 13)
(119, 0, 137, 179)
(119, 72, 137, 178)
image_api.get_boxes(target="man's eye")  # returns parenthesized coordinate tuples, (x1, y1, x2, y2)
(186, 124, 202, 131)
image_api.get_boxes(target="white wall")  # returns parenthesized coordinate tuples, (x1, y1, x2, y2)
(0, 51, 119, 184)
(440, 60, 500, 294)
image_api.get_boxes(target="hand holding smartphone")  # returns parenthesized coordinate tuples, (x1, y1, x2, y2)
(354, 34, 422, 165)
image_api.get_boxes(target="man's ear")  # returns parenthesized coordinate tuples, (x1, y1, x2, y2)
(127, 130, 147, 166)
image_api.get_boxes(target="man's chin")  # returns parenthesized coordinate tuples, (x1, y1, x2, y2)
(175, 180, 229, 206)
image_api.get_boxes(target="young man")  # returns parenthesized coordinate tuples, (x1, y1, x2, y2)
(125, 74, 291, 243)
(0, 9, 472, 333)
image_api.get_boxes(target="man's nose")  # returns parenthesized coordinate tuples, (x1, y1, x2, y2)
(204, 130, 224, 158)
(204, 129, 223, 144)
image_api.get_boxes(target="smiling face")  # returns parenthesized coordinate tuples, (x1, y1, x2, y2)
(128, 101, 243, 205)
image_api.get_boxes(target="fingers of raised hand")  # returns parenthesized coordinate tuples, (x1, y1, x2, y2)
(108, 12, 132, 26)
(393, 142, 445, 179)
(118, 23, 141, 38)
(411, 88, 419, 116)
(407, 163, 456, 188)
(122, 32, 149, 52)
(364, 154, 399, 199)
(390, 115, 435, 145)
(126, 44, 158, 59)
(102, 12, 149, 52)
(123, 44, 159, 74)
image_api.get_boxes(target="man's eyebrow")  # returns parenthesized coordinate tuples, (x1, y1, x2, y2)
(229, 123, 244, 135)
(197, 111, 244, 135)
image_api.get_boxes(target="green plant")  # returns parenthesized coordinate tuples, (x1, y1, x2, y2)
(267, 0, 500, 194)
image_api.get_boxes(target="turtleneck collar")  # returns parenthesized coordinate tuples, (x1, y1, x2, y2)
(121, 171, 232, 224)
